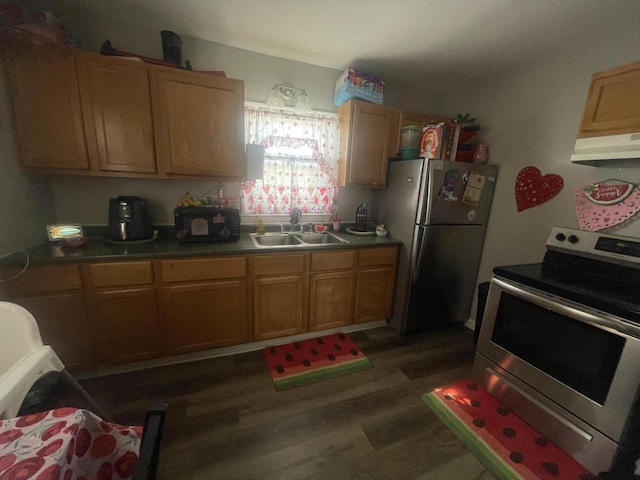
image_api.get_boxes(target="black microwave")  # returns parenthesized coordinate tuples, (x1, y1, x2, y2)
(174, 207, 241, 243)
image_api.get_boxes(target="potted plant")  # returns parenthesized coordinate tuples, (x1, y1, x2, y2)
(454, 113, 480, 144)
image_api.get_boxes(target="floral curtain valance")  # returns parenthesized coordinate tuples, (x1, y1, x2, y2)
(241, 103, 340, 215)
(244, 103, 340, 179)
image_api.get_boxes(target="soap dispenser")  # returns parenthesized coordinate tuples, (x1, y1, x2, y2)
(256, 217, 266, 235)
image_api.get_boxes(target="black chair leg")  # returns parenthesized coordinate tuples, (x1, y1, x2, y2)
(17, 370, 111, 421)
(133, 402, 168, 480)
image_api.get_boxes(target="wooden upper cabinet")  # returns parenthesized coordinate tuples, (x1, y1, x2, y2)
(151, 69, 245, 177)
(338, 100, 398, 188)
(2, 45, 89, 171)
(76, 55, 157, 174)
(395, 110, 448, 156)
(578, 61, 640, 138)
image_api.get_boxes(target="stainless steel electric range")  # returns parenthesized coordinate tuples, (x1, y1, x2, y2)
(474, 227, 640, 477)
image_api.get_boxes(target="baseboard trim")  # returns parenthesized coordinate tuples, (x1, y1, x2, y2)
(463, 318, 475, 332)
(75, 320, 387, 380)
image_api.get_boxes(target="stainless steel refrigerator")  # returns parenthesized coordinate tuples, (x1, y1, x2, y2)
(372, 159, 498, 333)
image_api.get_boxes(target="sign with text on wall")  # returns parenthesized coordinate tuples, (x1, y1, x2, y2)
(575, 180, 640, 231)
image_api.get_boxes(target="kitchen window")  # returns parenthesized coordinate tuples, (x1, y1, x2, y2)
(241, 103, 339, 215)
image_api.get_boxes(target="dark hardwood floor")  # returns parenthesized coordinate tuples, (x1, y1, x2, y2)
(80, 325, 494, 479)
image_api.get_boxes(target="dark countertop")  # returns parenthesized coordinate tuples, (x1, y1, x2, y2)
(22, 231, 402, 264)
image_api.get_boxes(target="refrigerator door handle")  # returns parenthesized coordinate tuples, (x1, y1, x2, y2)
(411, 227, 428, 284)
(415, 161, 430, 225)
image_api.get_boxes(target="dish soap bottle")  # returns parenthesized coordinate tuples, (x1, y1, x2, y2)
(332, 211, 341, 232)
(256, 217, 266, 235)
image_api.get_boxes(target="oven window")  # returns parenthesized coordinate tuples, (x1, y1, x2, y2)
(492, 292, 625, 405)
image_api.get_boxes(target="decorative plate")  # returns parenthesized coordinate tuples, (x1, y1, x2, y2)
(345, 227, 376, 236)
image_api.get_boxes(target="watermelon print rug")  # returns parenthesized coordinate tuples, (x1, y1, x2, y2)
(263, 333, 372, 391)
(422, 379, 597, 480)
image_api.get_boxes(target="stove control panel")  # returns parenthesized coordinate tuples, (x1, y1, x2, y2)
(547, 227, 640, 267)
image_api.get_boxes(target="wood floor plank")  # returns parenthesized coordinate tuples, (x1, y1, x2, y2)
(78, 325, 489, 479)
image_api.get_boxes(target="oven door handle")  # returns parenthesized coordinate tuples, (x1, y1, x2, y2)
(485, 365, 594, 442)
(492, 277, 640, 339)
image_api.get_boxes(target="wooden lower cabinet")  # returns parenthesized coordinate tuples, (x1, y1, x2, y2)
(12, 293, 94, 371)
(307, 250, 356, 332)
(354, 247, 398, 324)
(92, 287, 162, 365)
(252, 253, 306, 340)
(308, 270, 354, 331)
(3, 264, 93, 371)
(354, 267, 396, 323)
(253, 275, 305, 340)
(1, 247, 398, 370)
(162, 279, 249, 353)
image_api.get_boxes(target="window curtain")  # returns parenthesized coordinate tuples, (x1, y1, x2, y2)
(241, 103, 340, 214)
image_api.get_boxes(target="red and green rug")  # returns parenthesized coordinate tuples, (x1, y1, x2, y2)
(263, 333, 372, 391)
(422, 379, 597, 480)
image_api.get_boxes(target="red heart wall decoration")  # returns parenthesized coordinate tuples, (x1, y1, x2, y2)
(515, 167, 564, 212)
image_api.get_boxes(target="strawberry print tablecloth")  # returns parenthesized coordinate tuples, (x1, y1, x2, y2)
(0, 408, 142, 480)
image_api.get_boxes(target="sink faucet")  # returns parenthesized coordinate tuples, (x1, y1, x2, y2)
(290, 207, 302, 225)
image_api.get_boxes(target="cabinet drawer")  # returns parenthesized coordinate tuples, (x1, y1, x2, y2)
(358, 247, 398, 267)
(3, 264, 83, 296)
(253, 254, 304, 276)
(161, 256, 246, 283)
(91, 261, 154, 288)
(310, 250, 355, 271)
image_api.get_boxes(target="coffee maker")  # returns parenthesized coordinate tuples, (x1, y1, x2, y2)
(108, 196, 154, 241)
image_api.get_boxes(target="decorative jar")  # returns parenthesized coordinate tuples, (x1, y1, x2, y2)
(473, 144, 489, 164)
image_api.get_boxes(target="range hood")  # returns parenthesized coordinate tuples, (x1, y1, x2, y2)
(571, 133, 640, 166)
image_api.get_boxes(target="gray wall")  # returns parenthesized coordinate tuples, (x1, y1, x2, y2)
(441, 21, 640, 318)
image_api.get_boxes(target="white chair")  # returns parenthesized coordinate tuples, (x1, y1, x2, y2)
(0, 301, 64, 419)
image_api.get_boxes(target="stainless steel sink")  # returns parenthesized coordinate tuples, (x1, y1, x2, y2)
(251, 233, 304, 247)
(250, 232, 348, 248)
(298, 233, 349, 245)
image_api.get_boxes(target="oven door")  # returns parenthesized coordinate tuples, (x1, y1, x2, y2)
(477, 275, 640, 443)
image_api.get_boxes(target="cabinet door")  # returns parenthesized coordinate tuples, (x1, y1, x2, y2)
(162, 280, 249, 353)
(77, 56, 156, 174)
(93, 287, 162, 365)
(354, 267, 396, 323)
(396, 110, 448, 156)
(254, 275, 305, 340)
(578, 61, 640, 138)
(340, 100, 398, 188)
(151, 70, 245, 177)
(13, 293, 94, 371)
(309, 271, 354, 331)
(2, 46, 88, 171)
